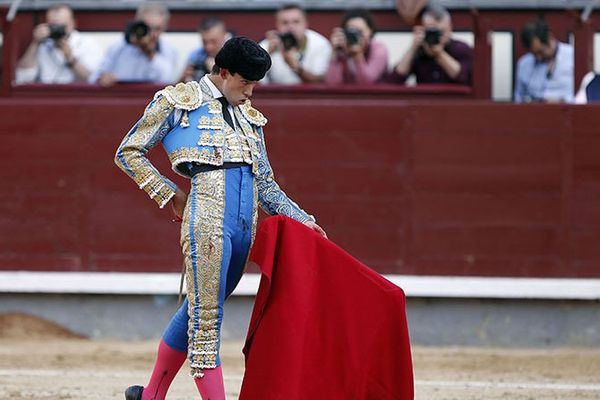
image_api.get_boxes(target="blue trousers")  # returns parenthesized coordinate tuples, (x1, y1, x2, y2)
(163, 166, 256, 376)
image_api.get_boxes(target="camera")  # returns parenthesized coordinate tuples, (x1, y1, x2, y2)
(279, 32, 298, 51)
(48, 24, 66, 41)
(124, 20, 150, 44)
(424, 28, 441, 46)
(191, 53, 210, 81)
(344, 28, 362, 46)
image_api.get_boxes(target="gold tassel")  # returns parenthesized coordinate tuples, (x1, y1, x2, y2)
(181, 110, 190, 128)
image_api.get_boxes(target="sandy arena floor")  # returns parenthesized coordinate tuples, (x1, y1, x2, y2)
(0, 313, 599, 400)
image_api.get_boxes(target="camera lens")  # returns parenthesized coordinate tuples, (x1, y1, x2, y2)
(124, 20, 150, 43)
(279, 32, 298, 51)
(344, 28, 362, 46)
(424, 28, 441, 46)
(48, 24, 66, 41)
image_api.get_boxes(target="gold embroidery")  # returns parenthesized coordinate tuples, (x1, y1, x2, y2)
(207, 100, 221, 114)
(199, 132, 210, 144)
(239, 100, 267, 126)
(158, 81, 203, 111)
(181, 110, 190, 128)
(228, 149, 243, 160)
(168, 147, 224, 177)
(231, 108, 261, 163)
(198, 115, 225, 129)
(234, 108, 261, 142)
(245, 150, 253, 161)
(198, 79, 215, 100)
(226, 135, 242, 149)
(251, 179, 258, 245)
(248, 139, 260, 156)
(198, 132, 225, 147)
(116, 95, 177, 207)
(181, 170, 226, 376)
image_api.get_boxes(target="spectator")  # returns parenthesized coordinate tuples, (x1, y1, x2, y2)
(180, 16, 232, 83)
(389, 4, 472, 85)
(395, 0, 427, 25)
(325, 8, 388, 84)
(90, 1, 177, 87)
(260, 4, 332, 84)
(16, 4, 101, 84)
(574, 71, 600, 104)
(514, 19, 573, 103)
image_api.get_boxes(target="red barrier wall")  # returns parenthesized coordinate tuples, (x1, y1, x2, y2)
(1, 93, 599, 277)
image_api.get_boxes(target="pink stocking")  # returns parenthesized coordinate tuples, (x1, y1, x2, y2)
(194, 365, 226, 400)
(141, 339, 187, 400)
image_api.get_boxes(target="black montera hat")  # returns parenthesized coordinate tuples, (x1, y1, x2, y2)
(214, 36, 272, 81)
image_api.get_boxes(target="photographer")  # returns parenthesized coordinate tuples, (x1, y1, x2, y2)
(514, 19, 573, 103)
(180, 17, 231, 83)
(260, 4, 331, 84)
(325, 8, 388, 84)
(16, 4, 101, 84)
(389, 4, 472, 85)
(90, 1, 177, 87)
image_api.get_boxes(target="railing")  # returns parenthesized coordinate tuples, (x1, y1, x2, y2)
(1, 5, 597, 100)
(8, 82, 473, 100)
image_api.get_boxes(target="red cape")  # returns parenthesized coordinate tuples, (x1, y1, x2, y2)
(240, 216, 414, 400)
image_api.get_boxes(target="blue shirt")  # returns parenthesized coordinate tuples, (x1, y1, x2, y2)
(185, 48, 210, 81)
(89, 38, 178, 84)
(187, 47, 207, 65)
(514, 42, 574, 103)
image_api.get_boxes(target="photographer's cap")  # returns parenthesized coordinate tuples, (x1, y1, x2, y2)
(214, 36, 271, 81)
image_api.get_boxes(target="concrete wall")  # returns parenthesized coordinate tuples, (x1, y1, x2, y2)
(1, 294, 598, 347)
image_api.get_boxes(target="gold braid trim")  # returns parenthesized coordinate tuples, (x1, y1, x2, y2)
(156, 81, 204, 111)
(115, 95, 177, 208)
(239, 100, 267, 126)
(182, 170, 226, 376)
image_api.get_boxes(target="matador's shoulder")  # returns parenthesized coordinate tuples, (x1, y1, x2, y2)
(154, 81, 203, 111)
(239, 100, 267, 127)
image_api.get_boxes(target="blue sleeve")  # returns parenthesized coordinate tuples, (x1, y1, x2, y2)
(514, 57, 528, 103)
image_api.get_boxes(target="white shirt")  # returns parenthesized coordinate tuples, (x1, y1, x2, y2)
(16, 30, 102, 84)
(260, 29, 332, 84)
(88, 38, 178, 84)
(202, 75, 236, 128)
(574, 71, 595, 104)
(514, 42, 574, 103)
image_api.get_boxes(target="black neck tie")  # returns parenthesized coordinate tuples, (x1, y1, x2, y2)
(218, 97, 234, 129)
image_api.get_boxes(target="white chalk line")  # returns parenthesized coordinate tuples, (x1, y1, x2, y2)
(0, 370, 599, 392)
(414, 379, 600, 391)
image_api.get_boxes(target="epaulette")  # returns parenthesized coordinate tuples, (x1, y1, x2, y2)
(239, 101, 267, 127)
(155, 81, 203, 111)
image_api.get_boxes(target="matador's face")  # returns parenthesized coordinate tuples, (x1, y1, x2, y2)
(220, 70, 258, 107)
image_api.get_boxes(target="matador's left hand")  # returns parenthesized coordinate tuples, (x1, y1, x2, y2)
(304, 221, 327, 238)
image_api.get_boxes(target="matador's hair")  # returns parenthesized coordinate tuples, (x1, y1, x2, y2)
(213, 36, 271, 81)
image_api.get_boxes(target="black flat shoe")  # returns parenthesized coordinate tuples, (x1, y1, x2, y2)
(124, 385, 144, 400)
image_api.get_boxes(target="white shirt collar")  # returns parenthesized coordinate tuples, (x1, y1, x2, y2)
(201, 74, 237, 128)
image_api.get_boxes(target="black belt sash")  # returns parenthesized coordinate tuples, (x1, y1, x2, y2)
(189, 162, 249, 176)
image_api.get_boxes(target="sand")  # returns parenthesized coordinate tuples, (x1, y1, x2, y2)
(0, 313, 598, 399)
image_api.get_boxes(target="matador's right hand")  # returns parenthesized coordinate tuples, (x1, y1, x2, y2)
(171, 188, 188, 222)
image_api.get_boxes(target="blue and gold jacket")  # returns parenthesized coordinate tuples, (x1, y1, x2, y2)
(115, 80, 314, 223)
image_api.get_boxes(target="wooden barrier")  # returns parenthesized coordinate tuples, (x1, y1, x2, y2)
(0, 89, 599, 278)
